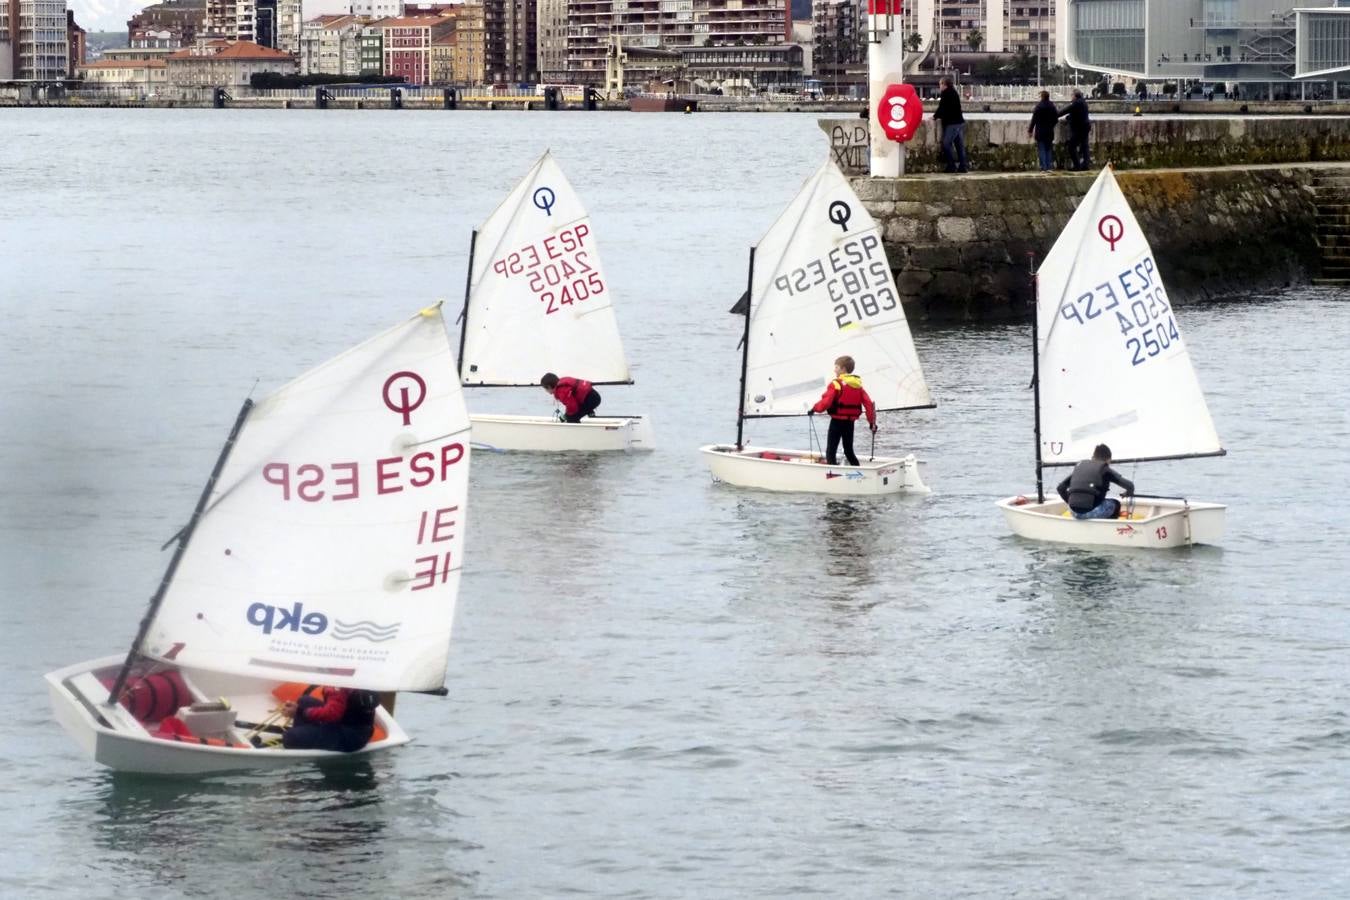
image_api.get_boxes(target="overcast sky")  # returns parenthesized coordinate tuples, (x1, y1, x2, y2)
(72, 0, 351, 35)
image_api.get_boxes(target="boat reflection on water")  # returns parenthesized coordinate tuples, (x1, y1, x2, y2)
(77, 762, 474, 892)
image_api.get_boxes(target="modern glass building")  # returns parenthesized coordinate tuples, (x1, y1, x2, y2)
(1061, 0, 1350, 97)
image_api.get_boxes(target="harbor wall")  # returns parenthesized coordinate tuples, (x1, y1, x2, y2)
(853, 163, 1341, 321)
(823, 116, 1350, 176)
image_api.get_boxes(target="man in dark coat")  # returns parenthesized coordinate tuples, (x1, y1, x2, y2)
(933, 76, 969, 173)
(1027, 90, 1058, 171)
(1058, 89, 1092, 171)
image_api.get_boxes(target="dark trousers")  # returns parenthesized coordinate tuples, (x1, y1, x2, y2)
(282, 722, 373, 753)
(826, 418, 859, 466)
(1067, 133, 1091, 170)
(563, 388, 602, 423)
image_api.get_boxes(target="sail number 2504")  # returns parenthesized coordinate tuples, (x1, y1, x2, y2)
(1057, 256, 1180, 367)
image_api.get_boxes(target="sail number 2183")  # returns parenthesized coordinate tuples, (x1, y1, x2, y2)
(771, 234, 897, 329)
(1056, 255, 1181, 367)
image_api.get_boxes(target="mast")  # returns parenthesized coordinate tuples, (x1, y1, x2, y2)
(1029, 251, 1045, 503)
(457, 229, 477, 380)
(735, 247, 754, 449)
(107, 398, 253, 706)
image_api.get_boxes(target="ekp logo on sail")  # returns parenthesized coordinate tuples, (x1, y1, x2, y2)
(246, 602, 328, 635)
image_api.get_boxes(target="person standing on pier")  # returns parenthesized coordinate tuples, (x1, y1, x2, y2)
(1028, 90, 1058, 172)
(1058, 90, 1093, 171)
(934, 77, 970, 174)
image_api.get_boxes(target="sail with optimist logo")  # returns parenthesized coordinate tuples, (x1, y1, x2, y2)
(138, 305, 470, 692)
(459, 150, 630, 387)
(1035, 166, 1223, 466)
(738, 158, 931, 429)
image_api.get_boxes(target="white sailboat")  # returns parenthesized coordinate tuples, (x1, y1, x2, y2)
(46, 306, 471, 774)
(997, 167, 1227, 548)
(458, 151, 653, 452)
(699, 159, 933, 495)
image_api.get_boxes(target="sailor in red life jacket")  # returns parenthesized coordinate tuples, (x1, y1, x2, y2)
(541, 372, 602, 423)
(281, 686, 378, 753)
(809, 355, 877, 466)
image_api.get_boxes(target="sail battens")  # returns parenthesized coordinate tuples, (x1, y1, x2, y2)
(1035, 168, 1222, 465)
(741, 160, 931, 421)
(460, 151, 631, 386)
(141, 308, 470, 694)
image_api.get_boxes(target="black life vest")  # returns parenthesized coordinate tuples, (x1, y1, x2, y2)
(1066, 459, 1110, 512)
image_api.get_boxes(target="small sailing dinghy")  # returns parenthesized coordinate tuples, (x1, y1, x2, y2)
(997, 167, 1226, 548)
(46, 305, 471, 774)
(699, 159, 933, 495)
(458, 150, 653, 452)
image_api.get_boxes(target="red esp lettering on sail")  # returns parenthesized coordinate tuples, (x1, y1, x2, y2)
(489, 223, 606, 316)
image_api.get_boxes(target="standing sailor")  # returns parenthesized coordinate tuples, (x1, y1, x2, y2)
(810, 356, 877, 466)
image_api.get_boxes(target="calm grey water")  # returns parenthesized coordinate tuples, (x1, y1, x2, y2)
(2, 109, 1349, 899)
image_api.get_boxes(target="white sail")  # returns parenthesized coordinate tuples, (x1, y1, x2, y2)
(1036, 167, 1222, 464)
(142, 306, 470, 693)
(461, 151, 630, 386)
(743, 159, 930, 418)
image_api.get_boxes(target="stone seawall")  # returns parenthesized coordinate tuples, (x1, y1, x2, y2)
(824, 117, 1350, 176)
(854, 164, 1342, 321)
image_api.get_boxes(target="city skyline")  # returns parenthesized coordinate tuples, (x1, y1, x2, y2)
(72, 0, 347, 32)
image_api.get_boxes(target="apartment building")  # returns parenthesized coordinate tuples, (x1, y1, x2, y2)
(564, 0, 790, 85)
(127, 0, 206, 49)
(2, 0, 70, 81)
(298, 13, 363, 75)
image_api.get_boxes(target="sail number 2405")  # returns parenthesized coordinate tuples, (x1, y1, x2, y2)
(771, 234, 897, 329)
(490, 223, 604, 315)
(1057, 256, 1180, 367)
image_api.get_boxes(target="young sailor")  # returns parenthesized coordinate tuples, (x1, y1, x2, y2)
(809, 355, 877, 466)
(541, 372, 602, 423)
(281, 686, 378, 753)
(1056, 443, 1136, 519)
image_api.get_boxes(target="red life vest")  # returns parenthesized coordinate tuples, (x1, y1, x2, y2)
(827, 376, 866, 421)
(553, 377, 593, 416)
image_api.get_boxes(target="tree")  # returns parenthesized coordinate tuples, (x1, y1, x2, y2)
(1009, 46, 1037, 83)
(965, 29, 984, 53)
(974, 54, 1006, 83)
(904, 32, 924, 53)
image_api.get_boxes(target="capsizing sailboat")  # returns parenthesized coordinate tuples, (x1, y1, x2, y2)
(458, 150, 653, 452)
(46, 305, 471, 774)
(996, 167, 1227, 547)
(699, 159, 934, 495)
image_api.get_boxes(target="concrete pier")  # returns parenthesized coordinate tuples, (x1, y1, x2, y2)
(855, 162, 1348, 321)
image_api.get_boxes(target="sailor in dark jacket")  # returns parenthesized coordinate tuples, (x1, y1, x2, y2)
(281, 686, 378, 752)
(1028, 90, 1058, 171)
(933, 76, 969, 173)
(1056, 443, 1136, 519)
(1058, 90, 1092, 171)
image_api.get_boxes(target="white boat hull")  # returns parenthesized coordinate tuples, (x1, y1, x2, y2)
(996, 495, 1226, 548)
(470, 413, 654, 452)
(45, 655, 411, 776)
(699, 444, 928, 495)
